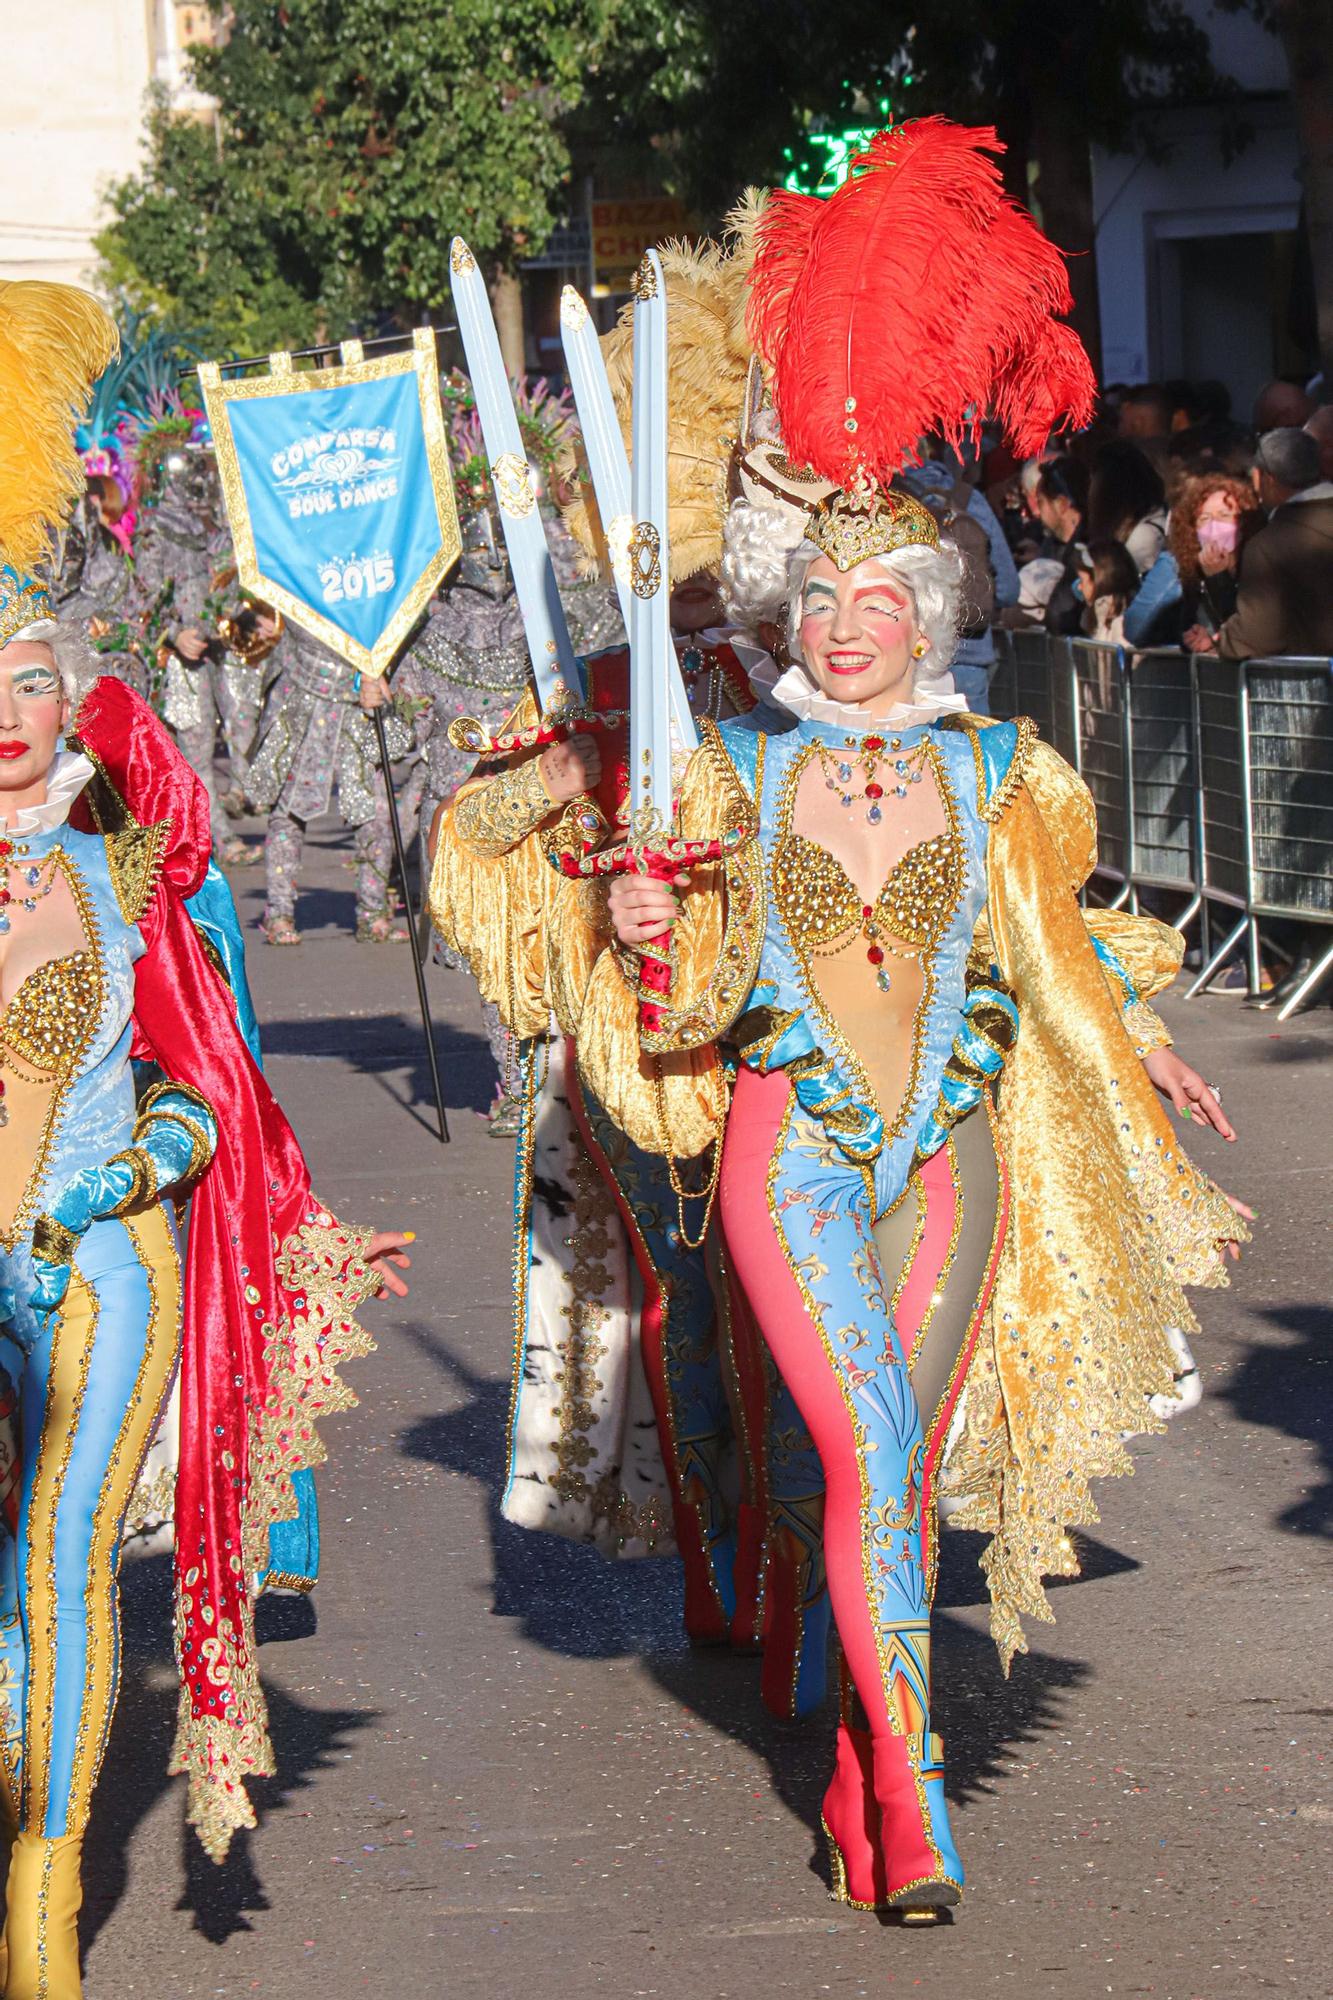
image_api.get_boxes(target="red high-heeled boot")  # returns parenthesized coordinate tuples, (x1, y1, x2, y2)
(729, 1499, 766, 1653)
(821, 1663, 889, 1909)
(873, 1729, 963, 1914)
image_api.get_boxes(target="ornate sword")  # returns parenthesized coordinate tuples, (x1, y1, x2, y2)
(449, 237, 583, 712)
(558, 281, 696, 751)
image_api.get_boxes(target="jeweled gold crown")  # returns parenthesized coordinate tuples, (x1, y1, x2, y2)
(807, 483, 940, 572)
(0, 565, 52, 647)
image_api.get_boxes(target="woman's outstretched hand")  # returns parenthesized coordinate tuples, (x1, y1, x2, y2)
(607, 868, 690, 946)
(1142, 1047, 1236, 1141)
(365, 1230, 414, 1299)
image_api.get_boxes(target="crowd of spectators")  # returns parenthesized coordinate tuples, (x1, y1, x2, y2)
(939, 374, 1333, 691)
(903, 375, 1333, 1014)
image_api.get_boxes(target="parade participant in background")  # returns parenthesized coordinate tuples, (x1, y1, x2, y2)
(247, 621, 420, 944)
(588, 118, 1248, 1919)
(128, 412, 257, 865)
(401, 376, 621, 1130)
(429, 234, 797, 1677)
(0, 280, 412, 1997)
(51, 475, 143, 695)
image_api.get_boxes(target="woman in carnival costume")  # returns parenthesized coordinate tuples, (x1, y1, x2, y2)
(427, 237, 821, 1680)
(0, 280, 412, 1997)
(586, 121, 1250, 1917)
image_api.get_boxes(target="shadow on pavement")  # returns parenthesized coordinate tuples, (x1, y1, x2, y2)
(396, 1321, 686, 1660)
(82, 1553, 381, 1952)
(1220, 1301, 1333, 1536)
(259, 1010, 497, 1116)
(397, 1320, 1106, 1906)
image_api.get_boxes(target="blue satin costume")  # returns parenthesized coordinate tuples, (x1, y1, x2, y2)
(0, 823, 184, 1842)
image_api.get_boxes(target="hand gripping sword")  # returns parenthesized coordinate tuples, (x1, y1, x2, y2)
(556, 252, 751, 1038)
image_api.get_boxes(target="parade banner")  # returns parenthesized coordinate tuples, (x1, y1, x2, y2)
(200, 329, 461, 677)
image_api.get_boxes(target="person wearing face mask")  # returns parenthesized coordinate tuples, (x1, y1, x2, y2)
(1122, 473, 1262, 651)
(0, 281, 414, 1996)
(1185, 428, 1333, 661)
(585, 122, 1251, 1922)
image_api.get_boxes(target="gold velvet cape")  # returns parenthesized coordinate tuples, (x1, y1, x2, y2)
(429, 711, 1242, 1666)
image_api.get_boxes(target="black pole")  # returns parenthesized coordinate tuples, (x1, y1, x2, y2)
(179, 325, 457, 382)
(370, 701, 450, 1144)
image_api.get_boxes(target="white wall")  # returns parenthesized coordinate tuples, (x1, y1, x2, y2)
(1092, 0, 1303, 407)
(1093, 103, 1303, 391)
(0, 1, 154, 287)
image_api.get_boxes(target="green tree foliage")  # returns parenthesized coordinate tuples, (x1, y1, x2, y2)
(98, 0, 610, 352)
(582, 0, 1244, 369)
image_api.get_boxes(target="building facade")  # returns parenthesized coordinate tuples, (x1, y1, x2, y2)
(1092, 3, 1310, 415)
(0, 1, 214, 288)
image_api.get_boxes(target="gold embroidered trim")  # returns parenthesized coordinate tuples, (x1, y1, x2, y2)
(103, 822, 171, 926)
(773, 739, 961, 1149)
(506, 1043, 542, 1481)
(1124, 999, 1172, 1056)
(169, 1207, 377, 1861)
(133, 1081, 217, 1189)
(1, 849, 105, 1253)
(639, 721, 767, 1054)
(939, 712, 1040, 824)
(910, 1137, 964, 1375)
(453, 756, 557, 859)
(765, 1093, 944, 1874)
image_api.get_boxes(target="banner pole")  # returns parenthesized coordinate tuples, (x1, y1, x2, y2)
(370, 698, 450, 1144)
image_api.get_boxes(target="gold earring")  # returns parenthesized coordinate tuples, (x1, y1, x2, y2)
(912, 639, 928, 659)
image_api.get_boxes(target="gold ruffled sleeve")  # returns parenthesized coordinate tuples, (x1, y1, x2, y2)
(452, 753, 557, 858)
(982, 734, 1179, 1049)
(569, 722, 764, 1161)
(426, 690, 556, 1039)
(944, 757, 1245, 1671)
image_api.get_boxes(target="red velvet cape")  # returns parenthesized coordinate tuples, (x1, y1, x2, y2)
(69, 676, 374, 1858)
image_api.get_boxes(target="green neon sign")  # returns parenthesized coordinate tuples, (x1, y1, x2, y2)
(782, 128, 881, 196)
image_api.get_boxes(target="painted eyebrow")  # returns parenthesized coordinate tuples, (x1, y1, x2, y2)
(853, 583, 908, 604)
(802, 579, 837, 596)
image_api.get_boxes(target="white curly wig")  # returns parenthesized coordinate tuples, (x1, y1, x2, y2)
(720, 497, 964, 704)
(9, 616, 99, 704)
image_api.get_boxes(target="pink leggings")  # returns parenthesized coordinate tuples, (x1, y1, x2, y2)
(719, 1065, 1007, 1744)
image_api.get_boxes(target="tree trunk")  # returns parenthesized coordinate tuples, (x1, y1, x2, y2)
(1027, 89, 1104, 386)
(1274, 0, 1333, 392)
(489, 267, 526, 380)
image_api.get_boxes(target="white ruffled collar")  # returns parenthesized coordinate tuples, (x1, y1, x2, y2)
(764, 659, 969, 734)
(0, 749, 96, 837)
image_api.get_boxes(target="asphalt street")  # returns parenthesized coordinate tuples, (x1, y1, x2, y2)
(82, 814, 1331, 2000)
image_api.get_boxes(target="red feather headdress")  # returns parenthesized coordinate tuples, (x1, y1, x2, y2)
(746, 118, 1096, 489)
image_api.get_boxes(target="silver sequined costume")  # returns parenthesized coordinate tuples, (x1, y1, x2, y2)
(130, 450, 242, 850)
(248, 624, 420, 933)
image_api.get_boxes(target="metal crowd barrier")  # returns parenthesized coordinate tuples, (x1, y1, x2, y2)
(989, 632, 1333, 1020)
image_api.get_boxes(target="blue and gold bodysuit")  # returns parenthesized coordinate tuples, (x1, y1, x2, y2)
(0, 820, 183, 1843)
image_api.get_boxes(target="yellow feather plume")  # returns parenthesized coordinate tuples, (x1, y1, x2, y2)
(0, 282, 119, 575)
(561, 231, 758, 583)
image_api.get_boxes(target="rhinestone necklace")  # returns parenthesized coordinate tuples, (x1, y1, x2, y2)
(0, 835, 59, 936)
(813, 731, 929, 824)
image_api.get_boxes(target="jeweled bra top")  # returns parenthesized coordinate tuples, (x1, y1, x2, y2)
(773, 830, 964, 953)
(0, 950, 100, 1080)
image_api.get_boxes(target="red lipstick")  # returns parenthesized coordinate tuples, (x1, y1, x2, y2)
(0, 742, 30, 759)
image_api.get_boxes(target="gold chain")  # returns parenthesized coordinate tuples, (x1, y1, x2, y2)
(653, 1062, 723, 1252)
